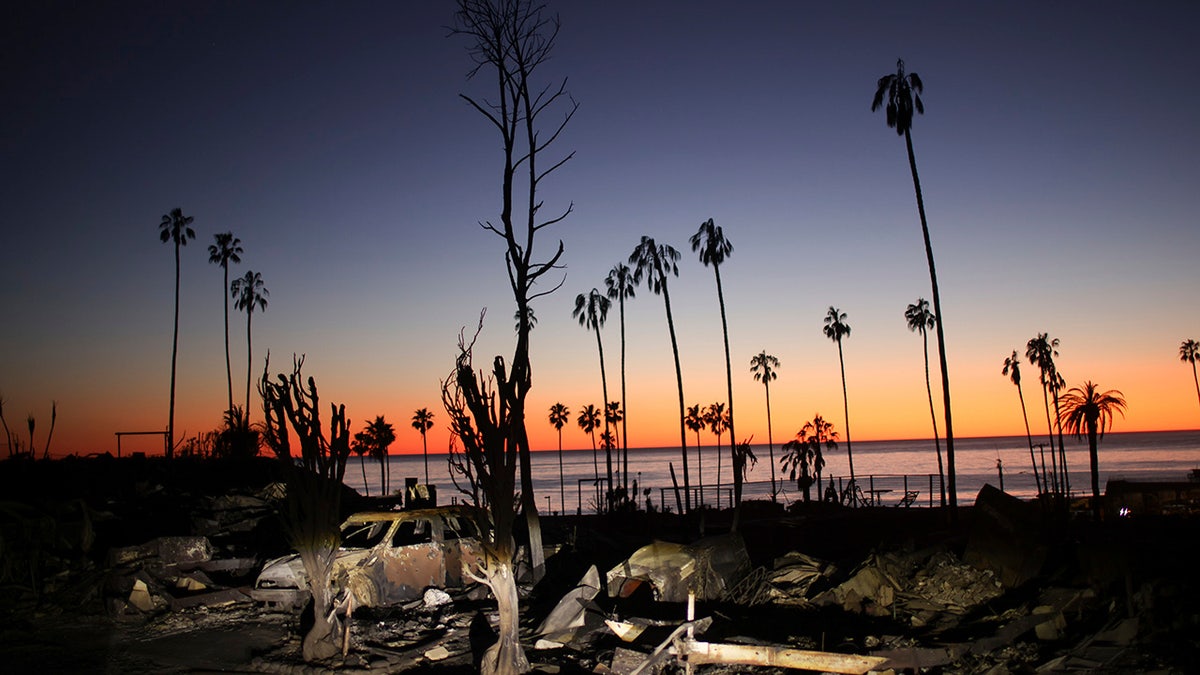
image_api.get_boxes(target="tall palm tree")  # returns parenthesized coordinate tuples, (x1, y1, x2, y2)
(1181, 339, 1200, 416)
(232, 270, 268, 420)
(690, 218, 737, 507)
(750, 350, 780, 501)
(548, 402, 570, 513)
(905, 298, 944, 505)
(685, 403, 705, 506)
(159, 207, 195, 458)
(412, 408, 435, 485)
(1002, 350, 1042, 496)
(604, 401, 623, 457)
(574, 289, 614, 498)
(797, 414, 836, 500)
(355, 416, 396, 497)
(630, 236, 690, 512)
(605, 263, 636, 491)
(1058, 381, 1127, 519)
(704, 402, 728, 504)
(823, 306, 856, 487)
(577, 404, 601, 482)
(350, 434, 371, 497)
(873, 59, 957, 512)
(208, 232, 243, 413)
(1027, 333, 1066, 494)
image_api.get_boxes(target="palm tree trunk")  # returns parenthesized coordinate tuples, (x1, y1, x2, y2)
(360, 454, 369, 497)
(245, 311, 254, 422)
(694, 429, 704, 507)
(660, 282, 690, 513)
(1192, 361, 1200, 412)
(1016, 385, 1041, 495)
(557, 430, 565, 514)
(837, 341, 855, 486)
(592, 325, 613, 508)
(168, 241, 180, 459)
(1039, 383, 1059, 494)
(223, 267, 233, 413)
(714, 265, 735, 509)
(1087, 420, 1101, 520)
(921, 330, 945, 506)
(422, 433, 430, 485)
(905, 129, 955, 514)
(1053, 389, 1069, 496)
(619, 297, 629, 493)
(765, 381, 776, 502)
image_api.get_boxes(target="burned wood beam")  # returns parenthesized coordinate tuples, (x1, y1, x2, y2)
(677, 641, 888, 674)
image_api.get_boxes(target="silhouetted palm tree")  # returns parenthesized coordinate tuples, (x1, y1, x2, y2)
(208, 232, 243, 412)
(605, 263, 636, 490)
(604, 401, 623, 455)
(232, 270, 268, 420)
(705, 402, 729, 503)
(750, 350, 780, 501)
(873, 59, 957, 512)
(823, 306, 856, 487)
(159, 207, 195, 458)
(905, 298, 944, 505)
(1027, 333, 1066, 494)
(0, 394, 12, 457)
(685, 403, 705, 506)
(577, 403, 601, 482)
(548, 402, 569, 512)
(630, 236, 690, 512)
(355, 416, 396, 497)
(350, 433, 371, 497)
(1003, 350, 1042, 496)
(801, 410, 840, 499)
(691, 218, 737, 507)
(1181, 339, 1200, 416)
(412, 408, 435, 485)
(1059, 381, 1127, 519)
(574, 288, 613, 498)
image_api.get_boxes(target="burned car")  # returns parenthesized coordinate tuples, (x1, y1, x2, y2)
(251, 505, 484, 609)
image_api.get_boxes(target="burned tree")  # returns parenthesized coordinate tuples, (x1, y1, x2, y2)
(451, 0, 575, 580)
(444, 1, 576, 672)
(258, 354, 351, 663)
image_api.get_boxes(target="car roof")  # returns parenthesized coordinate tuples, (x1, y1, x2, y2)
(341, 505, 480, 526)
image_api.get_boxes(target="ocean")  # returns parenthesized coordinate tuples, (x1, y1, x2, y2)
(342, 429, 1200, 515)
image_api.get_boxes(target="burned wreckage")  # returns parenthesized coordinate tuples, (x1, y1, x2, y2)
(251, 505, 485, 609)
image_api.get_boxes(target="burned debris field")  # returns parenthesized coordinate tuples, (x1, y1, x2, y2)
(1, 456, 1198, 674)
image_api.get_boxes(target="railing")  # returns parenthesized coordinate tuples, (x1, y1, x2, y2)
(652, 473, 947, 511)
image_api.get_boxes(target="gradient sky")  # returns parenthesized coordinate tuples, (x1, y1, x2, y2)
(4, 1, 1199, 459)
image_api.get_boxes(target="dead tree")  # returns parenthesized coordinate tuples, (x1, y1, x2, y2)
(259, 354, 351, 663)
(442, 321, 529, 675)
(452, 0, 576, 586)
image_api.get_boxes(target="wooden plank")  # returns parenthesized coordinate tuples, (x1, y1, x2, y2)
(679, 640, 889, 674)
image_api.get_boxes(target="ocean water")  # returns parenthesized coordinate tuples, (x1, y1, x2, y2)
(342, 429, 1200, 515)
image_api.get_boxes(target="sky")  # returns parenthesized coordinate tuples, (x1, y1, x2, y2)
(3, 1, 1199, 460)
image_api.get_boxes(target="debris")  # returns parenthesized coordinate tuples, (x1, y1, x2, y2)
(423, 587, 452, 608)
(534, 565, 604, 648)
(964, 484, 1048, 588)
(424, 645, 451, 661)
(606, 533, 750, 602)
(678, 640, 889, 674)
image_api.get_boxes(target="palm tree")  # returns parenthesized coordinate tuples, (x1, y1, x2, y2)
(1181, 339, 1200, 416)
(873, 59, 958, 512)
(159, 207, 195, 458)
(574, 288, 614, 498)
(208, 232, 243, 413)
(630, 236, 690, 512)
(548, 402, 570, 513)
(604, 401, 623, 456)
(793, 414, 836, 500)
(905, 298, 944, 505)
(685, 404, 705, 506)
(749, 350, 780, 501)
(577, 404, 601, 482)
(1002, 350, 1042, 496)
(823, 306, 856, 487)
(691, 218, 737, 507)
(231, 270, 268, 420)
(605, 263, 636, 491)
(350, 433, 371, 497)
(355, 416, 396, 497)
(1058, 381, 1127, 519)
(704, 402, 729, 505)
(1027, 333, 1066, 494)
(412, 408, 435, 485)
